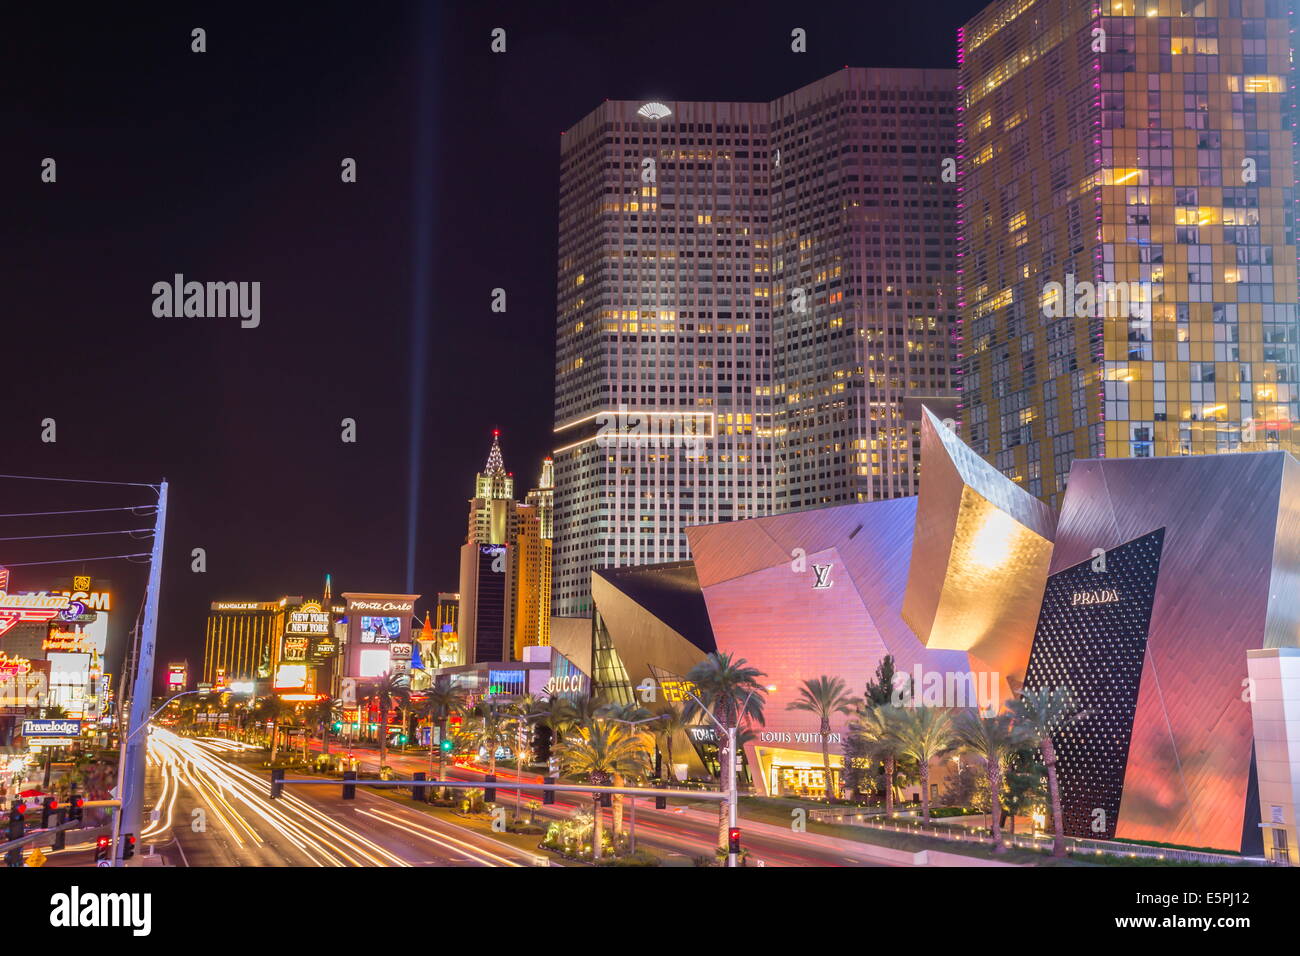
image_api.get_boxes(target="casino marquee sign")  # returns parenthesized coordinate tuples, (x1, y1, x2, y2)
(0, 591, 77, 637)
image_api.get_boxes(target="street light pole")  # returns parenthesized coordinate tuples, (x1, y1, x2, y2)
(683, 688, 756, 868)
(117, 480, 167, 867)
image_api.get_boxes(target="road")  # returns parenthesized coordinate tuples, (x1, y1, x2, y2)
(137, 729, 546, 867)
(307, 738, 881, 867)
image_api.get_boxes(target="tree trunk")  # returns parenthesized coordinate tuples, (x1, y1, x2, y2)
(1042, 737, 1066, 857)
(322, 721, 330, 756)
(987, 762, 1004, 853)
(592, 793, 603, 861)
(612, 772, 625, 840)
(884, 755, 895, 818)
(379, 701, 390, 771)
(269, 718, 279, 761)
(820, 718, 832, 801)
(920, 758, 930, 823)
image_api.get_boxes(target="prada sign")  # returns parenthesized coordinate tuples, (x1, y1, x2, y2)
(1071, 589, 1120, 606)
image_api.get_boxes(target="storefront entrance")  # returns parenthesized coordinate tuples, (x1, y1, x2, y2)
(770, 764, 839, 799)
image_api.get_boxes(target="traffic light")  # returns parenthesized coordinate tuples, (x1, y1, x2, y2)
(654, 784, 667, 810)
(40, 796, 57, 828)
(4, 802, 23, 867)
(270, 768, 284, 800)
(412, 771, 427, 803)
(6, 802, 24, 840)
(342, 770, 356, 800)
(439, 737, 454, 754)
(483, 774, 496, 803)
(728, 827, 741, 855)
(542, 776, 556, 805)
(120, 833, 136, 860)
(68, 797, 83, 823)
(94, 836, 111, 863)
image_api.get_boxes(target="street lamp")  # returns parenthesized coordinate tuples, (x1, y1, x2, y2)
(682, 687, 759, 868)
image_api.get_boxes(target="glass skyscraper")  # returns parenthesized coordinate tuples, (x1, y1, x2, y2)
(958, 0, 1299, 504)
(553, 69, 958, 615)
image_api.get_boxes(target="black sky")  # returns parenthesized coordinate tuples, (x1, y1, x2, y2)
(1, 0, 987, 677)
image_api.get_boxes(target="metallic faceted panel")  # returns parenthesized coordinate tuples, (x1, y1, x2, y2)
(1023, 530, 1166, 840)
(1054, 452, 1300, 852)
(904, 408, 1057, 694)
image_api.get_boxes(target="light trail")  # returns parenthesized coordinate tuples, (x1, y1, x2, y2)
(144, 728, 411, 866)
(356, 807, 524, 867)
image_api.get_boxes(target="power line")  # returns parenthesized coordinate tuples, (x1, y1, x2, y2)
(0, 528, 153, 542)
(0, 553, 152, 568)
(0, 505, 156, 518)
(0, 474, 159, 490)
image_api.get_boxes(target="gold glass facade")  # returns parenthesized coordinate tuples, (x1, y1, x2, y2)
(959, 0, 1299, 506)
(202, 602, 285, 685)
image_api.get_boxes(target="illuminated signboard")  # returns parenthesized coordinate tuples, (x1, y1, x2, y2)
(43, 631, 96, 654)
(0, 591, 74, 637)
(309, 637, 337, 662)
(659, 679, 700, 704)
(0, 652, 32, 678)
(282, 636, 309, 662)
(274, 664, 308, 691)
(360, 616, 401, 644)
(287, 602, 331, 636)
(166, 664, 187, 689)
(544, 673, 587, 696)
(349, 600, 413, 613)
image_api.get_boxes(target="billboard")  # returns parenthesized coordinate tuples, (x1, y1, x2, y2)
(286, 601, 331, 636)
(22, 718, 82, 737)
(360, 616, 401, 644)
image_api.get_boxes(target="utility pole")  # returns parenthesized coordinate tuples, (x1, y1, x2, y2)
(116, 480, 167, 866)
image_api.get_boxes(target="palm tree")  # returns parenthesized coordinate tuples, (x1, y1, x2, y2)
(556, 719, 651, 861)
(890, 706, 955, 823)
(1009, 687, 1085, 857)
(457, 701, 510, 777)
(850, 703, 906, 817)
(253, 695, 290, 761)
(787, 676, 858, 802)
(419, 682, 469, 795)
(372, 672, 410, 771)
(653, 704, 692, 784)
(311, 698, 339, 756)
(954, 709, 1024, 853)
(596, 702, 656, 837)
(684, 651, 767, 851)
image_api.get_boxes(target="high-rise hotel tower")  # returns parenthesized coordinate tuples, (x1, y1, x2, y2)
(958, 0, 1299, 504)
(553, 69, 958, 615)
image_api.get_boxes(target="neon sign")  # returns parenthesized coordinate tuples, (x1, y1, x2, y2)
(0, 591, 74, 637)
(0, 652, 32, 678)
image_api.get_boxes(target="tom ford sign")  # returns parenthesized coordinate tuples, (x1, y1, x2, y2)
(1071, 589, 1120, 606)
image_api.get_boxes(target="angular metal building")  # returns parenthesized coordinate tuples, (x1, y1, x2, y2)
(1024, 451, 1300, 853)
(682, 409, 1054, 796)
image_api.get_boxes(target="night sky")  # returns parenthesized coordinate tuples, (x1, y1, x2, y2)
(1, 0, 986, 677)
